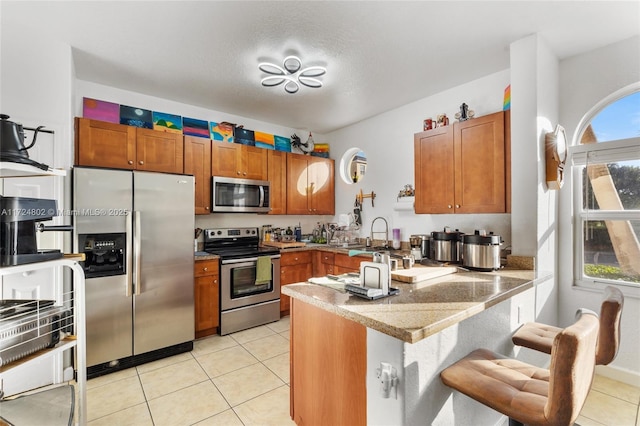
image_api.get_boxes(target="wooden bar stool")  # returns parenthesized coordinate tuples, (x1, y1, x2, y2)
(440, 309, 599, 426)
(513, 286, 623, 365)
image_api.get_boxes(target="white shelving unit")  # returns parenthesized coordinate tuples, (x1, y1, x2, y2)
(0, 257, 87, 425)
(0, 162, 66, 178)
(1, 164, 86, 424)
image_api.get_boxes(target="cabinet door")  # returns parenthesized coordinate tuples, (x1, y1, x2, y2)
(211, 141, 240, 177)
(454, 111, 505, 213)
(286, 154, 311, 214)
(414, 126, 455, 213)
(136, 128, 184, 174)
(280, 263, 313, 314)
(243, 145, 268, 180)
(267, 150, 287, 214)
(291, 299, 366, 426)
(184, 136, 212, 214)
(75, 118, 136, 169)
(309, 157, 335, 215)
(194, 275, 219, 338)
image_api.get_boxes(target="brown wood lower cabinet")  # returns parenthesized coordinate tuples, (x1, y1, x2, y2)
(333, 252, 362, 274)
(280, 251, 313, 316)
(194, 259, 219, 338)
(290, 298, 366, 425)
(313, 250, 334, 276)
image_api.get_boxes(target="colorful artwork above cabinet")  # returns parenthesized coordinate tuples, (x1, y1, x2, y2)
(83, 97, 119, 123)
(120, 105, 153, 128)
(210, 122, 234, 143)
(183, 117, 210, 138)
(234, 128, 255, 146)
(255, 131, 275, 150)
(152, 111, 183, 133)
(503, 85, 511, 110)
(274, 135, 292, 152)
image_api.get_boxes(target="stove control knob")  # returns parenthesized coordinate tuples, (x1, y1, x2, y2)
(217, 230, 222, 235)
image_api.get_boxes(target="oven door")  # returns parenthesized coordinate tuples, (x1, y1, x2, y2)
(220, 256, 281, 311)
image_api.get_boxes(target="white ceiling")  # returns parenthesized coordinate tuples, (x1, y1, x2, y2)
(3, 1, 639, 133)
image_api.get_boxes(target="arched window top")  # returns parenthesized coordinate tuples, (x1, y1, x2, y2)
(579, 90, 640, 144)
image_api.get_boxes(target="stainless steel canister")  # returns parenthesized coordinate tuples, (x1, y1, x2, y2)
(462, 231, 502, 271)
(430, 230, 463, 263)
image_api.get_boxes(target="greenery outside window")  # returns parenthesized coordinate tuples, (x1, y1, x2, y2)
(571, 90, 640, 291)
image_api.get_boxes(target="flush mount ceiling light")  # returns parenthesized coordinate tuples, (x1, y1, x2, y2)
(259, 55, 326, 94)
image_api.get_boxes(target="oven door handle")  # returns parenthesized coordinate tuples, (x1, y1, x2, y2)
(222, 255, 281, 265)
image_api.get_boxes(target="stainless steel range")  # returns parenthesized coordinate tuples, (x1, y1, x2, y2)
(204, 227, 281, 335)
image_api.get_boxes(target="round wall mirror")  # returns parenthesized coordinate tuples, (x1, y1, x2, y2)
(339, 147, 367, 184)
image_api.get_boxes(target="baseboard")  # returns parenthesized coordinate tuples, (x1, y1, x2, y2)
(595, 364, 640, 387)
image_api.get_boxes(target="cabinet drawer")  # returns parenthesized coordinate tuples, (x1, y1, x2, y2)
(281, 251, 312, 266)
(334, 253, 363, 270)
(319, 252, 334, 265)
(194, 259, 219, 277)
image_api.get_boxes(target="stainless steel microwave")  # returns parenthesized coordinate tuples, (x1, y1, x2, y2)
(211, 176, 271, 213)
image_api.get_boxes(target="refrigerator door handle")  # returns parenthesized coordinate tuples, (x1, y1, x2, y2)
(126, 210, 133, 297)
(133, 210, 142, 296)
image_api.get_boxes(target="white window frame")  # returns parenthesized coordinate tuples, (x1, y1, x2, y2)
(570, 86, 640, 297)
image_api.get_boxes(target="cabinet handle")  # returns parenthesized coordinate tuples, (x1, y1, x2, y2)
(456, 204, 460, 208)
(448, 205, 452, 209)
(243, 172, 247, 176)
(139, 161, 144, 165)
(128, 160, 134, 165)
(203, 267, 208, 272)
(213, 279, 218, 284)
(237, 171, 241, 175)
(205, 206, 209, 210)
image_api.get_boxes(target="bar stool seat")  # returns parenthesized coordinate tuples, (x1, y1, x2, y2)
(441, 309, 599, 426)
(513, 286, 623, 365)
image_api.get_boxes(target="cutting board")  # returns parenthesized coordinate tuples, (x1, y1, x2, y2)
(391, 266, 457, 283)
(261, 241, 307, 249)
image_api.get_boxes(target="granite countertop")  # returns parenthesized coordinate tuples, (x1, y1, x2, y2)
(194, 252, 219, 261)
(282, 268, 550, 344)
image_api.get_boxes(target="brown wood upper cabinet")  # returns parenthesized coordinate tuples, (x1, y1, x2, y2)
(286, 153, 335, 215)
(414, 111, 507, 213)
(267, 150, 287, 215)
(184, 136, 211, 215)
(75, 118, 184, 174)
(211, 141, 267, 180)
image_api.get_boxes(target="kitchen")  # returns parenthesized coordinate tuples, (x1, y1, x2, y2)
(1, 2, 639, 425)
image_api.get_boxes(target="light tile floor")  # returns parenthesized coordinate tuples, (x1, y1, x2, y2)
(85, 316, 639, 425)
(86, 317, 294, 426)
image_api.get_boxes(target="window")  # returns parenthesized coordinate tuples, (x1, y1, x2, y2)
(572, 90, 640, 290)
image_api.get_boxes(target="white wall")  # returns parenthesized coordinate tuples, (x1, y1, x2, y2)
(326, 70, 512, 246)
(509, 34, 560, 327)
(558, 35, 640, 384)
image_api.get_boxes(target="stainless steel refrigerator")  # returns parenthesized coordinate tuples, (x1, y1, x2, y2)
(73, 167, 195, 377)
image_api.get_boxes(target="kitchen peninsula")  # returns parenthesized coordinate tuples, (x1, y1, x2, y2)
(283, 268, 551, 426)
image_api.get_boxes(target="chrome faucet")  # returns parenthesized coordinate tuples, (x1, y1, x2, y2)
(370, 217, 389, 249)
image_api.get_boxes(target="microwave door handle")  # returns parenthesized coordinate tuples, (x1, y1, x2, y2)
(259, 185, 265, 207)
